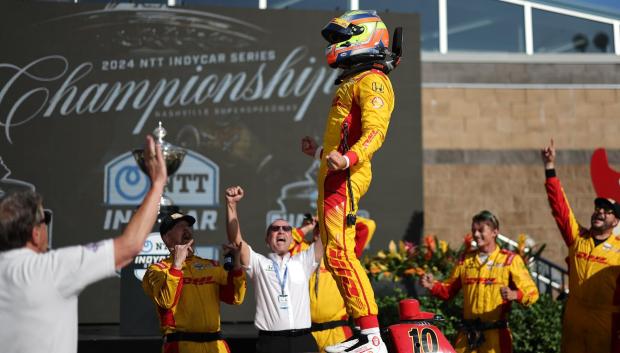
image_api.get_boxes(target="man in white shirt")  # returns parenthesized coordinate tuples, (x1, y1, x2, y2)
(0, 135, 166, 353)
(225, 185, 324, 353)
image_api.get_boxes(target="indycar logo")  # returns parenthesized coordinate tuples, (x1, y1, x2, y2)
(103, 149, 220, 231)
(133, 233, 170, 281)
(104, 149, 219, 206)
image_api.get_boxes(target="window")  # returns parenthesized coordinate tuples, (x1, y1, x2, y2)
(447, 0, 525, 52)
(360, 0, 439, 51)
(182, 0, 258, 7)
(267, 0, 348, 11)
(533, 9, 614, 53)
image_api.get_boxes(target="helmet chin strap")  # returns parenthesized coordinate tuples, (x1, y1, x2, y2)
(334, 56, 399, 85)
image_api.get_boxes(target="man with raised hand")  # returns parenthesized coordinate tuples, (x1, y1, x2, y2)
(225, 185, 323, 353)
(542, 139, 620, 353)
(142, 210, 246, 353)
(0, 135, 166, 353)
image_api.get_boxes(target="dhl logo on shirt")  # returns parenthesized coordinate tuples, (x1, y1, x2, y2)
(465, 277, 497, 285)
(362, 130, 378, 148)
(575, 252, 608, 264)
(465, 262, 505, 269)
(183, 276, 215, 285)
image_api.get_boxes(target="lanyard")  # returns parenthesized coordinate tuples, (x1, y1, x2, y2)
(272, 259, 288, 296)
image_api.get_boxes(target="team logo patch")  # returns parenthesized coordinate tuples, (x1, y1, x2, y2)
(371, 82, 384, 93)
(371, 96, 384, 109)
(372, 335, 380, 346)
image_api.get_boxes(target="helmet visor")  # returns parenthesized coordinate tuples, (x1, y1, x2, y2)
(321, 21, 353, 44)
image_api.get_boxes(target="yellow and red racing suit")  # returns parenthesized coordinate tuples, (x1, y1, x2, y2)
(546, 175, 620, 353)
(290, 217, 376, 352)
(430, 247, 539, 353)
(317, 69, 394, 329)
(143, 256, 246, 353)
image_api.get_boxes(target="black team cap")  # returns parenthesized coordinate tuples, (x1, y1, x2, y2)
(159, 212, 196, 236)
(594, 197, 620, 218)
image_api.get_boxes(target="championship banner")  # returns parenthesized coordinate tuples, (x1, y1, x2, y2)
(0, 2, 421, 324)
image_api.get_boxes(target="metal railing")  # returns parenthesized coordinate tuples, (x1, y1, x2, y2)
(497, 234, 569, 298)
(530, 256, 569, 297)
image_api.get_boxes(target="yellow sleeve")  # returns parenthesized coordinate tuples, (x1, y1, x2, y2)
(346, 73, 395, 166)
(142, 264, 183, 309)
(510, 255, 539, 306)
(219, 267, 247, 305)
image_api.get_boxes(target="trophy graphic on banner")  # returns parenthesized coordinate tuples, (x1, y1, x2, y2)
(133, 122, 186, 212)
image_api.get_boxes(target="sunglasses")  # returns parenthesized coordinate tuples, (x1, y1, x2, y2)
(269, 225, 292, 232)
(39, 210, 52, 226)
(594, 206, 615, 215)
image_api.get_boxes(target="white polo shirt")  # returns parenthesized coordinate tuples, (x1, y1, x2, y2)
(0, 239, 116, 353)
(245, 244, 318, 331)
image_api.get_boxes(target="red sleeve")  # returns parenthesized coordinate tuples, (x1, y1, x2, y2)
(430, 261, 463, 301)
(545, 176, 583, 246)
(431, 278, 462, 301)
(219, 268, 244, 304)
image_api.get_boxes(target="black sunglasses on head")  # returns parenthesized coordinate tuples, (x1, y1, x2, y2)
(39, 210, 52, 226)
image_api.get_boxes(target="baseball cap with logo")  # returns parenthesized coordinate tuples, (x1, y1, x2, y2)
(159, 212, 196, 236)
(594, 197, 620, 218)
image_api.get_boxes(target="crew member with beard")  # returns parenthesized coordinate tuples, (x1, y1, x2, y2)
(142, 211, 246, 353)
(542, 139, 620, 353)
(225, 185, 324, 353)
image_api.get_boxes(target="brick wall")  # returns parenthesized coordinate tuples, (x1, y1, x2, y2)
(421, 81, 620, 265)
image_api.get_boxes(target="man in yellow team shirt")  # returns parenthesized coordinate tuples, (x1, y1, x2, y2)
(542, 139, 620, 353)
(143, 211, 246, 353)
(421, 211, 539, 353)
(301, 10, 400, 353)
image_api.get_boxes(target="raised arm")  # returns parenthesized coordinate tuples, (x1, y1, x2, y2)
(541, 138, 584, 246)
(113, 135, 167, 269)
(541, 138, 556, 170)
(225, 186, 250, 266)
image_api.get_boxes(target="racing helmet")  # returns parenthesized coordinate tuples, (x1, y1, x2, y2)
(322, 10, 389, 69)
